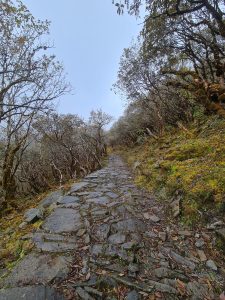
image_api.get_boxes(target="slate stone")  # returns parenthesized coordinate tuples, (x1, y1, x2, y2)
(149, 215, 161, 223)
(148, 280, 178, 294)
(3, 253, 72, 287)
(87, 197, 110, 205)
(162, 248, 196, 270)
(85, 192, 103, 199)
(122, 241, 137, 250)
(126, 290, 140, 300)
(91, 244, 104, 256)
(106, 192, 119, 199)
(206, 259, 217, 271)
(108, 233, 126, 244)
(69, 182, 89, 194)
(154, 267, 187, 280)
(39, 191, 63, 208)
(0, 286, 65, 300)
(76, 287, 95, 300)
(187, 281, 214, 300)
(216, 228, 225, 241)
(42, 208, 82, 233)
(57, 196, 79, 205)
(111, 218, 146, 233)
(24, 208, 43, 223)
(95, 224, 110, 241)
(195, 239, 205, 248)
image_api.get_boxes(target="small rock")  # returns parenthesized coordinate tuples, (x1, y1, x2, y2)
(195, 239, 205, 248)
(178, 230, 192, 237)
(162, 248, 196, 270)
(216, 228, 225, 241)
(159, 232, 167, 242)
(77, 229, 86, 237)
(207, 221, 224, 230)
(128, 263, 139, 273)
(187, 281, 214, 299)
(24, 208, 43, 223)
(108, 233, 126, 244)
(76, 287, 94, 300)
(145, 231, 157, 238)
(19, 222, 27, 229)
(149, 215, 161, 223)
(143, 212, 151, 219)
(122, 241, 137, 250)
(206, 259, 217, 271)
(197, 250, 207, 262)
(170, 198, 180, 217)
(126, 290, 140, 300)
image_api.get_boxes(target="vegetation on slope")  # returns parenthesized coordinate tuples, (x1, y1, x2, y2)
(117, 115, 225, 226)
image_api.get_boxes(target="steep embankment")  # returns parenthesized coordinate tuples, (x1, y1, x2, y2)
(118, 116, 225, 227)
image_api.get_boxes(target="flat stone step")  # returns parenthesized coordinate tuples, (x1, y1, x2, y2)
(3, 253, 72, 288)
(42, 208, 82, 234)
(0, 286, 65, 300)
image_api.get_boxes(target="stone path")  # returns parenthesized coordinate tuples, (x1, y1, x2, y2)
(0, 155, 224, 299)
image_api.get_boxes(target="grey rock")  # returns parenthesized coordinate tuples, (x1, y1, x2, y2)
(195, 239, 205, 248)
(162, 248, 196, 270)
(18, 222, 27, 229)
(3, 253, 72, 287)
(206, 259, 217, 271)
(126, 290, 140, 300)
(207, 221, 224, 230)
(187, 281, 214, 300)
(216, 228, 225, 241)
(84, 287, 103, 297)
(178, 230, 192, 237)
(57, 196, 79, 205)
(87, 196, 110, 205)
(77, 228, 86, 237)
(91, 244, 104, 256)
(106, 192, 119, 199)
(95, 224, 110, 241)
(0, 286, 65, 300)
(23, 232, 77, 252)
(170, 198, 180, 217)
(111, 218, 146, 233)
(144, 231, 158, 238)
(197, 250, 207, 262)
(128, 263, 139, 273)
(39, 191, 63, 208)
(76, 287, 95, 300)
(42, 208, 82, 233)
(154, 267, 187, 280)
(122, 241, 137, 250)
(24, 208, 43, 223)
(108, 233, 126, 244)
(149, 215, 161, 223)
(148, 280, 178, 294)
(159, 232, 167, 241)
(69, 182, 89, 194)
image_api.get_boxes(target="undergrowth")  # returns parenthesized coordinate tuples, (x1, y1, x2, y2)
(117, 115, 225, 227)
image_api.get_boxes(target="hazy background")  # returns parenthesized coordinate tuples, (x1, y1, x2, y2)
(22, 0, 142, 121)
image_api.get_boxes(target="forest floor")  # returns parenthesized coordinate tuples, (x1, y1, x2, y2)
(0, 154, 224, 299)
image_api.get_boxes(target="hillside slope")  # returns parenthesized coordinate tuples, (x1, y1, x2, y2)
(118, 115, 225, 227)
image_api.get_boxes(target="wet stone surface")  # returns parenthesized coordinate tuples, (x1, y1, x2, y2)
(1, 155, 224, 299)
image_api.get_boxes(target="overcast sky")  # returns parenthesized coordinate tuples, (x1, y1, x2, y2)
(22, 0, 142, 122)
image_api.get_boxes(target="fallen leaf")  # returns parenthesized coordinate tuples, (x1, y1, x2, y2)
(176, 279, 186, 296)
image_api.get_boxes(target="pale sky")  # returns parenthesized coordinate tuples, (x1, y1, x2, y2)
(22, 0, 142, 121)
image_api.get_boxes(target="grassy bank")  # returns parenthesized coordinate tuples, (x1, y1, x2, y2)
(117, 115, 225, 226)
